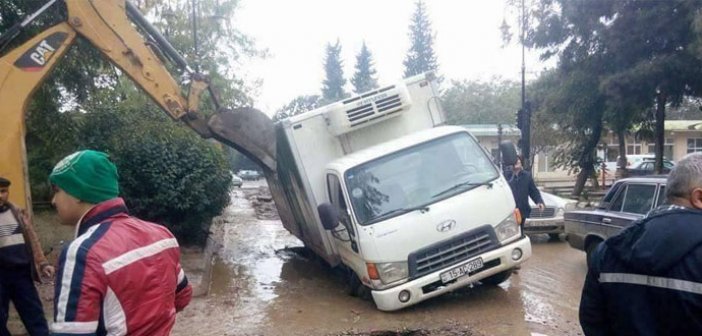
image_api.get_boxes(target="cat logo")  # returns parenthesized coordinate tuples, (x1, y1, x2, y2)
(15, 32, 68, 72)
(29, 40, 56, 66)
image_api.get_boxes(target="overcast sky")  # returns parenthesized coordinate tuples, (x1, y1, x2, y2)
(235, 0, 551, 115)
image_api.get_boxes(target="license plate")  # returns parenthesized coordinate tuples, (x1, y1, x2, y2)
(440, 257, 484, 283)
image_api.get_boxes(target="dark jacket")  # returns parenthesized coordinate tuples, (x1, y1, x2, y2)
(580, 206, 702, 336)
(1, 203, 49, 282)
(506, 169, 543, 220)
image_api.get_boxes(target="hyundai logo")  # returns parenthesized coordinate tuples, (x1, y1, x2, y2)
(436, 220, 456, 232)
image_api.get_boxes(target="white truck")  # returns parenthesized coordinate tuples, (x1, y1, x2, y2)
(266, 72, 531, 311)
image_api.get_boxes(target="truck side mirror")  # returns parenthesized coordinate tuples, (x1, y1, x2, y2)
(500, 141, 518, 166)
(317, 203, 340, 230)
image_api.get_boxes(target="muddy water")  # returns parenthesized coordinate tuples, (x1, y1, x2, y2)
(172, 181, 588, 336)
(516, 235, 587, 336)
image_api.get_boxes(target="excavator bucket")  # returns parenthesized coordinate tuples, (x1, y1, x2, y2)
(208, 107, 277, 173)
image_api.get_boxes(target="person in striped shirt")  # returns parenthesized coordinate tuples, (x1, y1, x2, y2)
(48, 151, 192, 336)
(0, 176, 54, 336)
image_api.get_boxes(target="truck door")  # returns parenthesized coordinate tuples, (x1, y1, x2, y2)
(327, 173, 362, 263)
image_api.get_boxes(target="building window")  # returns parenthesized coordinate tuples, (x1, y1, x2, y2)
(626, 139, 642, 155)
(687, 138, 702, 154)
(537, 152, 553, 173)
(647, 138, 674, 159)
(608, 135, 617, 145)
(606, 145, 619, 162)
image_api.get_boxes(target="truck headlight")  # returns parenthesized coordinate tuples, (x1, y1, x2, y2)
(495, 214, 520, 243)
(556, 207, 565, 218)
(376, 262, 409, 284)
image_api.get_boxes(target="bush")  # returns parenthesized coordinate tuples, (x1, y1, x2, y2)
(80, 105, 232, 246)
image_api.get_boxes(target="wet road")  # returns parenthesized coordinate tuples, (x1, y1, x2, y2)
(173, 181, 588, 336)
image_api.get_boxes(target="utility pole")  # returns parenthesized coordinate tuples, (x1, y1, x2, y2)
(497, 123, 503, 169)
(191, 0, 199, 72)
(518, 0, 531, 170)
(520, 0, 525, 120)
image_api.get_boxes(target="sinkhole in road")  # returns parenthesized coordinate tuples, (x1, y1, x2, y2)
(337, 328, 477, 336)
(343, 331, 428, 336)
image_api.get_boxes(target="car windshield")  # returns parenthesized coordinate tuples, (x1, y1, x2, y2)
(344, 132, 499, 225)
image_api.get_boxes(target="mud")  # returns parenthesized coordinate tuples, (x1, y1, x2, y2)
(172, 180, 589, 336)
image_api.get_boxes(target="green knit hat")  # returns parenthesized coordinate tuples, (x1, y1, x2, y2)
(49, 150, 119, 204)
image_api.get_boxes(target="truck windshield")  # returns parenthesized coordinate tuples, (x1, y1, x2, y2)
(344, 132, 499, 225)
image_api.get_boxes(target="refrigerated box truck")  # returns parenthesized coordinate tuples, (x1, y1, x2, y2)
(265, 72, 531, 311)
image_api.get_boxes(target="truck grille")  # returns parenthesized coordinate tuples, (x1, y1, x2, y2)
(530, 207, 555, 218)
(408, 225, 499, 279)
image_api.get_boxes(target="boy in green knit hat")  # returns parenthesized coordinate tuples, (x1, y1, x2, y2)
(49, 150, 120, 226)
(49, 150, 192, 335)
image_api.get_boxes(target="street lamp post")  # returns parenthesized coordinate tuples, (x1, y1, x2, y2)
(518, 0, 532, 171)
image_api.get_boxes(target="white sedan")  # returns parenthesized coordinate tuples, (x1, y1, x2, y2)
(231, 174, 243, 188)
(524, 191, 576, 239)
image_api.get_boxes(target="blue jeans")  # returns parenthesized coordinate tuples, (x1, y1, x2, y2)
(0, 265, 49, 336)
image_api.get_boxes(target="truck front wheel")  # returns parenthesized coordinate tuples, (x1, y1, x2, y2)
(345, 269, 371, 300)
(480, 270, 512, 285)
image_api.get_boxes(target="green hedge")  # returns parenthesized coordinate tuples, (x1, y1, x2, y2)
(78, 105, 232, 245)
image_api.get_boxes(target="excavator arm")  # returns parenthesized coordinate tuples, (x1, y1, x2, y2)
(0, 0, 276, 210)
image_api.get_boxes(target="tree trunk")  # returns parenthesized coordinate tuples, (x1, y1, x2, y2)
(573, 169, 590, 197)
(617, 129, 628, 178)
(573, 150, 598, 197)
(655, 92, 666, 174)
(590, 171, 600, 189)
(573, 117, 604, 197)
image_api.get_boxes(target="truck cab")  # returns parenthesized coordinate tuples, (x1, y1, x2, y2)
(322, 126, 530, 310)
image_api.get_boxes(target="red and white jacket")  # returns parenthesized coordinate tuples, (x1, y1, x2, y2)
(51, 198, 192, 336)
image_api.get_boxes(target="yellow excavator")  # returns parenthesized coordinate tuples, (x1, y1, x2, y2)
(0, 0, 277, 211)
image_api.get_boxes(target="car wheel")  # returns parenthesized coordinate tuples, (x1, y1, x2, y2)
(585, 239, 603, 266)
(481, 270, 512, 286)
(548, 233, 561, 241)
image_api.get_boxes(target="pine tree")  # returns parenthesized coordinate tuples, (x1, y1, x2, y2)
(321, 40, 347, 103)
(274, 95, 322, 121)
(351, 42, 379, 94)
(403, 0, 439, 78)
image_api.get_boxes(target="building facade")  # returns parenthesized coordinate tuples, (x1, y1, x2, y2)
(464, 121, 702, 181)
(601, 120, 702, 163)
(462, 124, 521, 165)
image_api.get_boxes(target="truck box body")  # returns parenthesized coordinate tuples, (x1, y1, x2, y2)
(269, 73, 445, 265)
